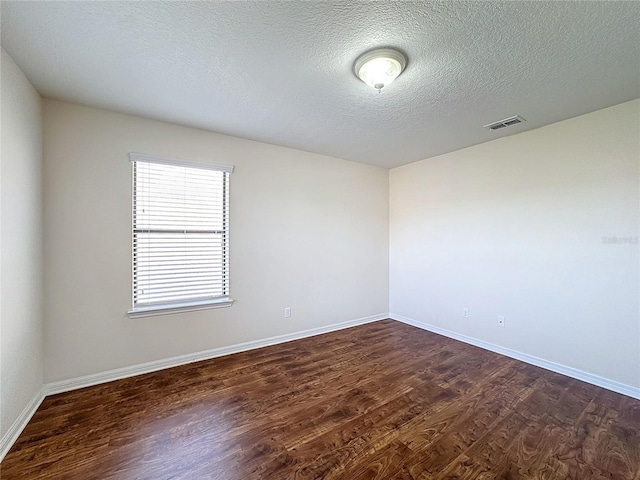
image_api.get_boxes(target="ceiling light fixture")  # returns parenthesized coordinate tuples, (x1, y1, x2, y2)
(354, 48, 407, 92)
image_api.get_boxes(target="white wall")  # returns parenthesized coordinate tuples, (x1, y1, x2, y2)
(42, 99, 389, 383)
(0, 49, 44, 438)
(390, 99, 640, 389)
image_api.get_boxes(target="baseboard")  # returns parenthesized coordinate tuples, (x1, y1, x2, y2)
(1, 314, 385, 459)
(0, 386, 46, 462)
(6, 312, 636, 462)
(45, 313, 388, 396)
(7, 309, 370, 462)
(390, 313, 640, 401)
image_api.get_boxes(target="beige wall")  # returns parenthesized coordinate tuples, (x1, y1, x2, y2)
(3, 51, 639, 447)
(42, 99, 389, 383)
(0, 49, 44, 437)
(390, 99, 640, 388)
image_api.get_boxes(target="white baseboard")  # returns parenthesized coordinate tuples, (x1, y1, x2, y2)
(4, 312, 636, 463)
(390, 313, 640, 400)
(45, 313, 388, 396)
(0, 386, 46, 462)
(1, 313, 386, 461)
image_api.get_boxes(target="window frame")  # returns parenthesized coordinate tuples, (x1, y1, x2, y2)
(127, 152, 234, 318)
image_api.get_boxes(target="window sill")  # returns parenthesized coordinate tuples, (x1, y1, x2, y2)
(127, 298, 234, 318)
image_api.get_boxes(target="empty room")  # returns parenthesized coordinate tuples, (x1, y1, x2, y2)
(1, 1, 639, 479)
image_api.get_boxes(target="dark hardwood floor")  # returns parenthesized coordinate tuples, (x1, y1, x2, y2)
(2, 319, 639, 479)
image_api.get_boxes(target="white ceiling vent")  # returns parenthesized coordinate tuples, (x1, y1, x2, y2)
(483, 115, 526, 131)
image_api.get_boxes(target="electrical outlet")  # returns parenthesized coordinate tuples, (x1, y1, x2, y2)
(497, 315, 505, 328)
(463, 308, 469, 318)
(284, 307, 291, 318)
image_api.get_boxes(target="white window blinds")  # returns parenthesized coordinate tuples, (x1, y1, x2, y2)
(130, 153, 233, 314)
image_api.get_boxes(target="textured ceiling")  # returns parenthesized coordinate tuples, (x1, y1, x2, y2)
(1, 1, 639, 168)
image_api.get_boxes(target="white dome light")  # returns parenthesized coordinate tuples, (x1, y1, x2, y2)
(354, 48, 407, 92)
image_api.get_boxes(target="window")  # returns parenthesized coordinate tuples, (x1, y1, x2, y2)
(128, 153, 233, 317)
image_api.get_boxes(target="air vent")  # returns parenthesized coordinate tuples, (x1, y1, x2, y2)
(483, 115, 525, 131)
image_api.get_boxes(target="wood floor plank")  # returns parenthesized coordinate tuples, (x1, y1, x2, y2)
(2, 319, 639, 479)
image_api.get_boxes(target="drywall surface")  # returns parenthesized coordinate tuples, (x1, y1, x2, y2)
(390, 99, 640, 388)
(42, 99, 389, 382)
(3, 2, 640, 167)
(0, 48, 44, 437)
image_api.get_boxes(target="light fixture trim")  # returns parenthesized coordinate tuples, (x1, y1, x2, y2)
(354, 48, 407, 91)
